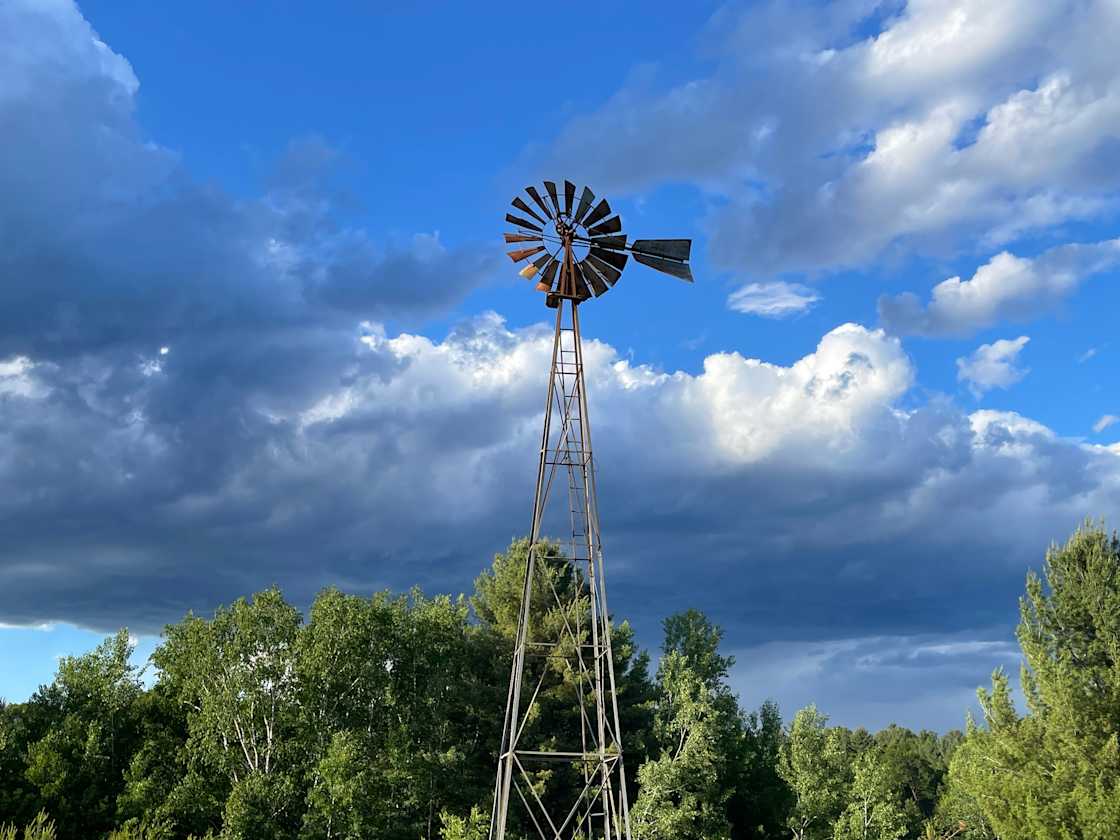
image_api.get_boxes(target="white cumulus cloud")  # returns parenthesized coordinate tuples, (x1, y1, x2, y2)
(879, 239, 1120, 336)
(727, 281, 821, 318)
(956, 336, 1030, 397)
(1094, 415, 1118, 434)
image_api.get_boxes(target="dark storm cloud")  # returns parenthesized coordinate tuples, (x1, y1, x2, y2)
(0, 3, 499, 369)
(0, 0, 499, 627)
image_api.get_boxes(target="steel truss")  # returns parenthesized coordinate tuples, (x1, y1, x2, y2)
(489, 295, 632, 840)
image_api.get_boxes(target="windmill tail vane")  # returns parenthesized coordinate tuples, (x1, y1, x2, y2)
(489, 181, 692, 840)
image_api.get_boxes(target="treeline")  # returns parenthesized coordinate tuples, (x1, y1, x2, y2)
(1, 524, 1118, 839)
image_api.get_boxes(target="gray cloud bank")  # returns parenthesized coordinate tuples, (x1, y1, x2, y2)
(5, 313, 1119, 639)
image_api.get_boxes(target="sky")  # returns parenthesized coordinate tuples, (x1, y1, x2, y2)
(1, 0, 1119, 732)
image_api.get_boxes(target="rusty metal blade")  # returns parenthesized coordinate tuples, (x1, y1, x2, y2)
(582, 198, 611, 229)
(580, 259, 610, 296)
(588, 215, 622, 237)
(563, 180, 576, 216)
(504, 232, 543, 244)
(632, 251, 694, 282)
(586, 253, 622, 285)
(589, 234, 626, 250)
(573, 186, 595, 224)
(569, 263, 592, 299)
(506, 213, 543, 232)
(512, 197, 547, 226)
(544, 181, 561, 215)
(519, 253, 553, 278)
(525, 186, 553, 220)
(540, 258, 560, 290)
(590, 246, 628, 272)
(630, 238, 691, 262)
(508, 245, 546, 263)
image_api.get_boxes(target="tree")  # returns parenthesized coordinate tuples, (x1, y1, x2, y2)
(832, 749, 908, 840)
(948, 521, 1120, 839)
(154, 587, 303, 838)
(779, 706, 851, 840)
(632, 610, 743, 840)
(872, 726, 956, 836)
(0, 699, 42, 827)
(21, 630, 145, 840)
(632, 651, 733, 840)
(733, 700, 793, 840)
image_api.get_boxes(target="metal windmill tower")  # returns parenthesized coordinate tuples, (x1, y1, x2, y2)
(490, 180, 692, 840)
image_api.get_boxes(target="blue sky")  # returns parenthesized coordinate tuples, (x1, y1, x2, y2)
(1, 0, 1119, 732)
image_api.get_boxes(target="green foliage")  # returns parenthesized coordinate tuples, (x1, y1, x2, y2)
(0, 811, 56, 840)
(438, 806, 488, 840)
(873, 725, 957, 836)
(19, 630, 145, 839)
(832, 749, 908, 840)
(779, 706, 852, 840)
(734, 699, 793, 839)
(948, 521, 1120, 839)
(632, 611, 745, 840)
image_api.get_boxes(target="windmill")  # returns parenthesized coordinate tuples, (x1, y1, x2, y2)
(490, 180, 692, 840)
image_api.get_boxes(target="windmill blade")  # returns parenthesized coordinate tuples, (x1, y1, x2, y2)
(590, 245, 628, 272)
(512, 197, 547, 226)
(504, 232, 542, 244)
(588, 234, 626, 250)
(569, 263, 592, 299)
(588, 215, 623, 237)
(582, 199, 612, 229)
(525, 186, 553, 220)
(586, 252, 622, 285)
(573, 186, 595, 224)
(544, 181, 561, 216)
(519, 253, 554, 279)
(632, 251, 693, 282)
(564, 180, 576, 216)
(506, 213, 543, 232)
(508, 246, 545, 263)
(630, 239, 691, 262)
(579, 259, 610, 296)
(537, 258, 560, 290)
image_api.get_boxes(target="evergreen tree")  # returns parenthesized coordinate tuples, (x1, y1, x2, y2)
(948, 521, 1120, 839)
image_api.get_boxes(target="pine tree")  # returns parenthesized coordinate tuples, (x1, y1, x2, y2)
(947, 521, 1120, 839)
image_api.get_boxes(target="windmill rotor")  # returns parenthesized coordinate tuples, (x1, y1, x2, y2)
(504, 180, 693, 307)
